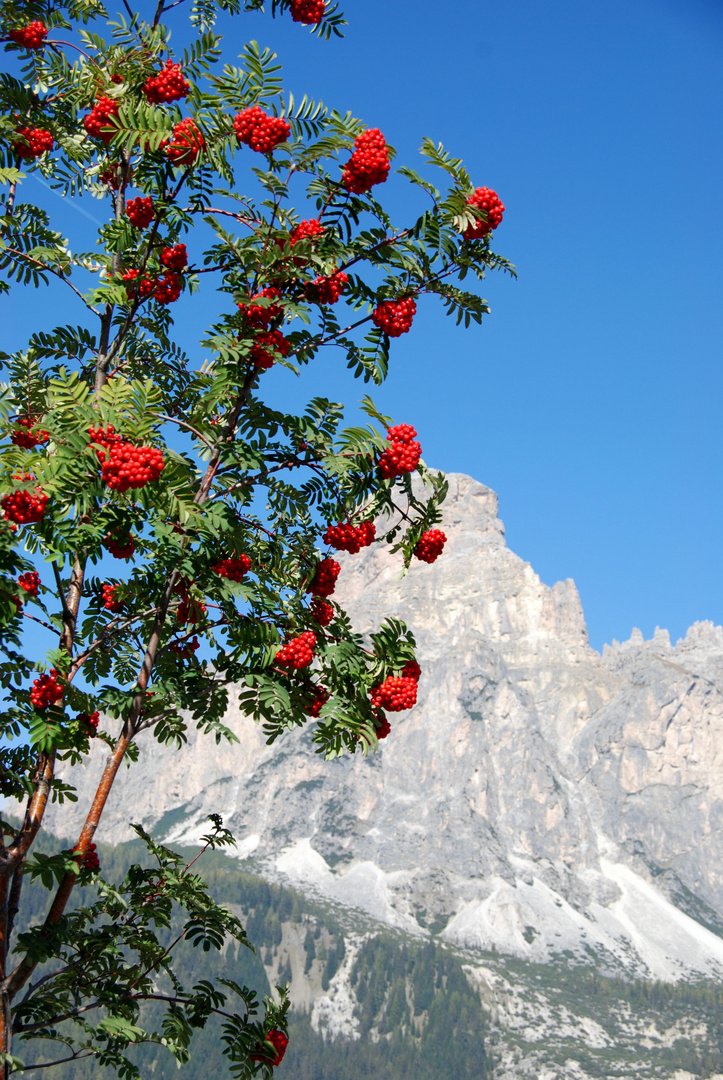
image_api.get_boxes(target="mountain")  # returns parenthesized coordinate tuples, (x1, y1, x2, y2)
(38, 472, 723, 1077)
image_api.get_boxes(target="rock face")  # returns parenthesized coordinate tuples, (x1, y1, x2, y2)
(43, 474, 723, 982)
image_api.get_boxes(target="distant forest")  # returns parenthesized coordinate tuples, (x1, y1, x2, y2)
(12, 836, 723, 1079)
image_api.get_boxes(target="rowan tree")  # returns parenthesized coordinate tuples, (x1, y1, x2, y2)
(0, 0, 513, 1074)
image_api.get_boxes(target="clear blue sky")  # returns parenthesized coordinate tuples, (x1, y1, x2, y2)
(6, 0, 723, 651)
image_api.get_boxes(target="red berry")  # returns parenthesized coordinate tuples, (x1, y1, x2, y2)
(18, 570, 40, 597)
(386, 423, 417, 443)
(125, 196, 155, 229)
(104, 531, 135, 559)
(414, 529, 447, 564)
(310, 597, 334, 626)
(88, 424, 124, 461)
(11, 416, 49, 448)
(9, 21, 48, 49)
(98, 161, 133, 190)
(289, 219, 325, 246)
(143, 60, 190, 104)
(169, 635, 200, 658)
(307, 557, 340, 597)
(30, 669, 63, 709)
(77, 710, 100, 736)
(374, 711, 391, 740)
(162, 118, 204, 165)
(370, 676, 417, 712)
(464, 187, 504, 239)
(289, 0, 325, 23)
(213, 555, 251, 581)
(276, 630, 316, 670)
(76, 841, 100, 871)
(121, 270, 156, 299)
(303, 684, 329, 716)
(249, 1030, 289, 1066)
(160, 243, 187, 271)
(100, 441, 165, 493)
(14, 127, 54, 160)
(238, 287, 283, 328)
(83, 97, 120, 144)
(401, 660, 421, 681)
(378, 425, 422, 479)
(372, 297, 416, 337)
(102, 583, 124, 612)
(307, 271, 348, 305)
(2, 487, 48, 524)
(154, 272, 182, 304)
(323, 520, 375, 554)
(342, 129, 390, 194)
(250, 329, 290, 370)
(176, 600, 206, 625)
(233, 106, 290, 154)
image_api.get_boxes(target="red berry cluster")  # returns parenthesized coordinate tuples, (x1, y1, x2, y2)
(11, 416, 49, 448)
(176, 597, 207, 625)
(307, 557, 340, 597)
(99, 162, 133, 190)
(121, 270, 181, 304)
(402, 659, 421, 681)
(213, 555, 251, 581)
(121, 269, 152, 298)
(289, 0, 326, 24)
(414, 529, 447, 564)
(78, 842, 100, 871)
(303, 685, 329, 717)
(175, 580, 206, 626)
(308, 272, 348, 305)
(238, 287, 283, 327)
(18, 570, 40, 597)
(249, 1030, 289, 1067)
(153, 272, 182, 304)
(276, 631, 316, 669)
(88, 424, 123, 458)
(372, 297, 416, 337)
(101, 442, 165, 492)
(102, 583, 124, 612)
(311, 597, 334, 626)
(370, 676, 417, 712)
(374, 712, 391, 740)
(77, 710, 100, 736)
(126, 196, 155, 228)
(2, 487, 48, 524)
(104, 531, 135, 559)
(14, 127, 54, 160)
(342, 129, 390, 194)
(233, 106, 290, 154)
(143, 60, 190, 104)
(323, 520, 375, 553)
(464, 187, 505, 239)
(9, 21, 48, 48)
(289, 219, 325, 246)
(163, 118, 205, 165)
(378, 424, 422, 479)
(170, 635, 199, 658)
(83, 97, 120, 144)
(160, 243, 187, 271)
(30, 669, 63, 709)
(250, 329, 290, 370)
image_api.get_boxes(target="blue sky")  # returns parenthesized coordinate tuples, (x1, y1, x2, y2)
(6, 0, 723, 651)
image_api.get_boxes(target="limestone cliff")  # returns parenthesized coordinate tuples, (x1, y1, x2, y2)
(42, 474, 723, 982)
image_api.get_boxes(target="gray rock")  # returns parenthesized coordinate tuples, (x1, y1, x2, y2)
(40, 474, 723, 981)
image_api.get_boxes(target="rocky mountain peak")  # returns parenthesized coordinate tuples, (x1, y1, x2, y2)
(41, 474, 723, 983)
